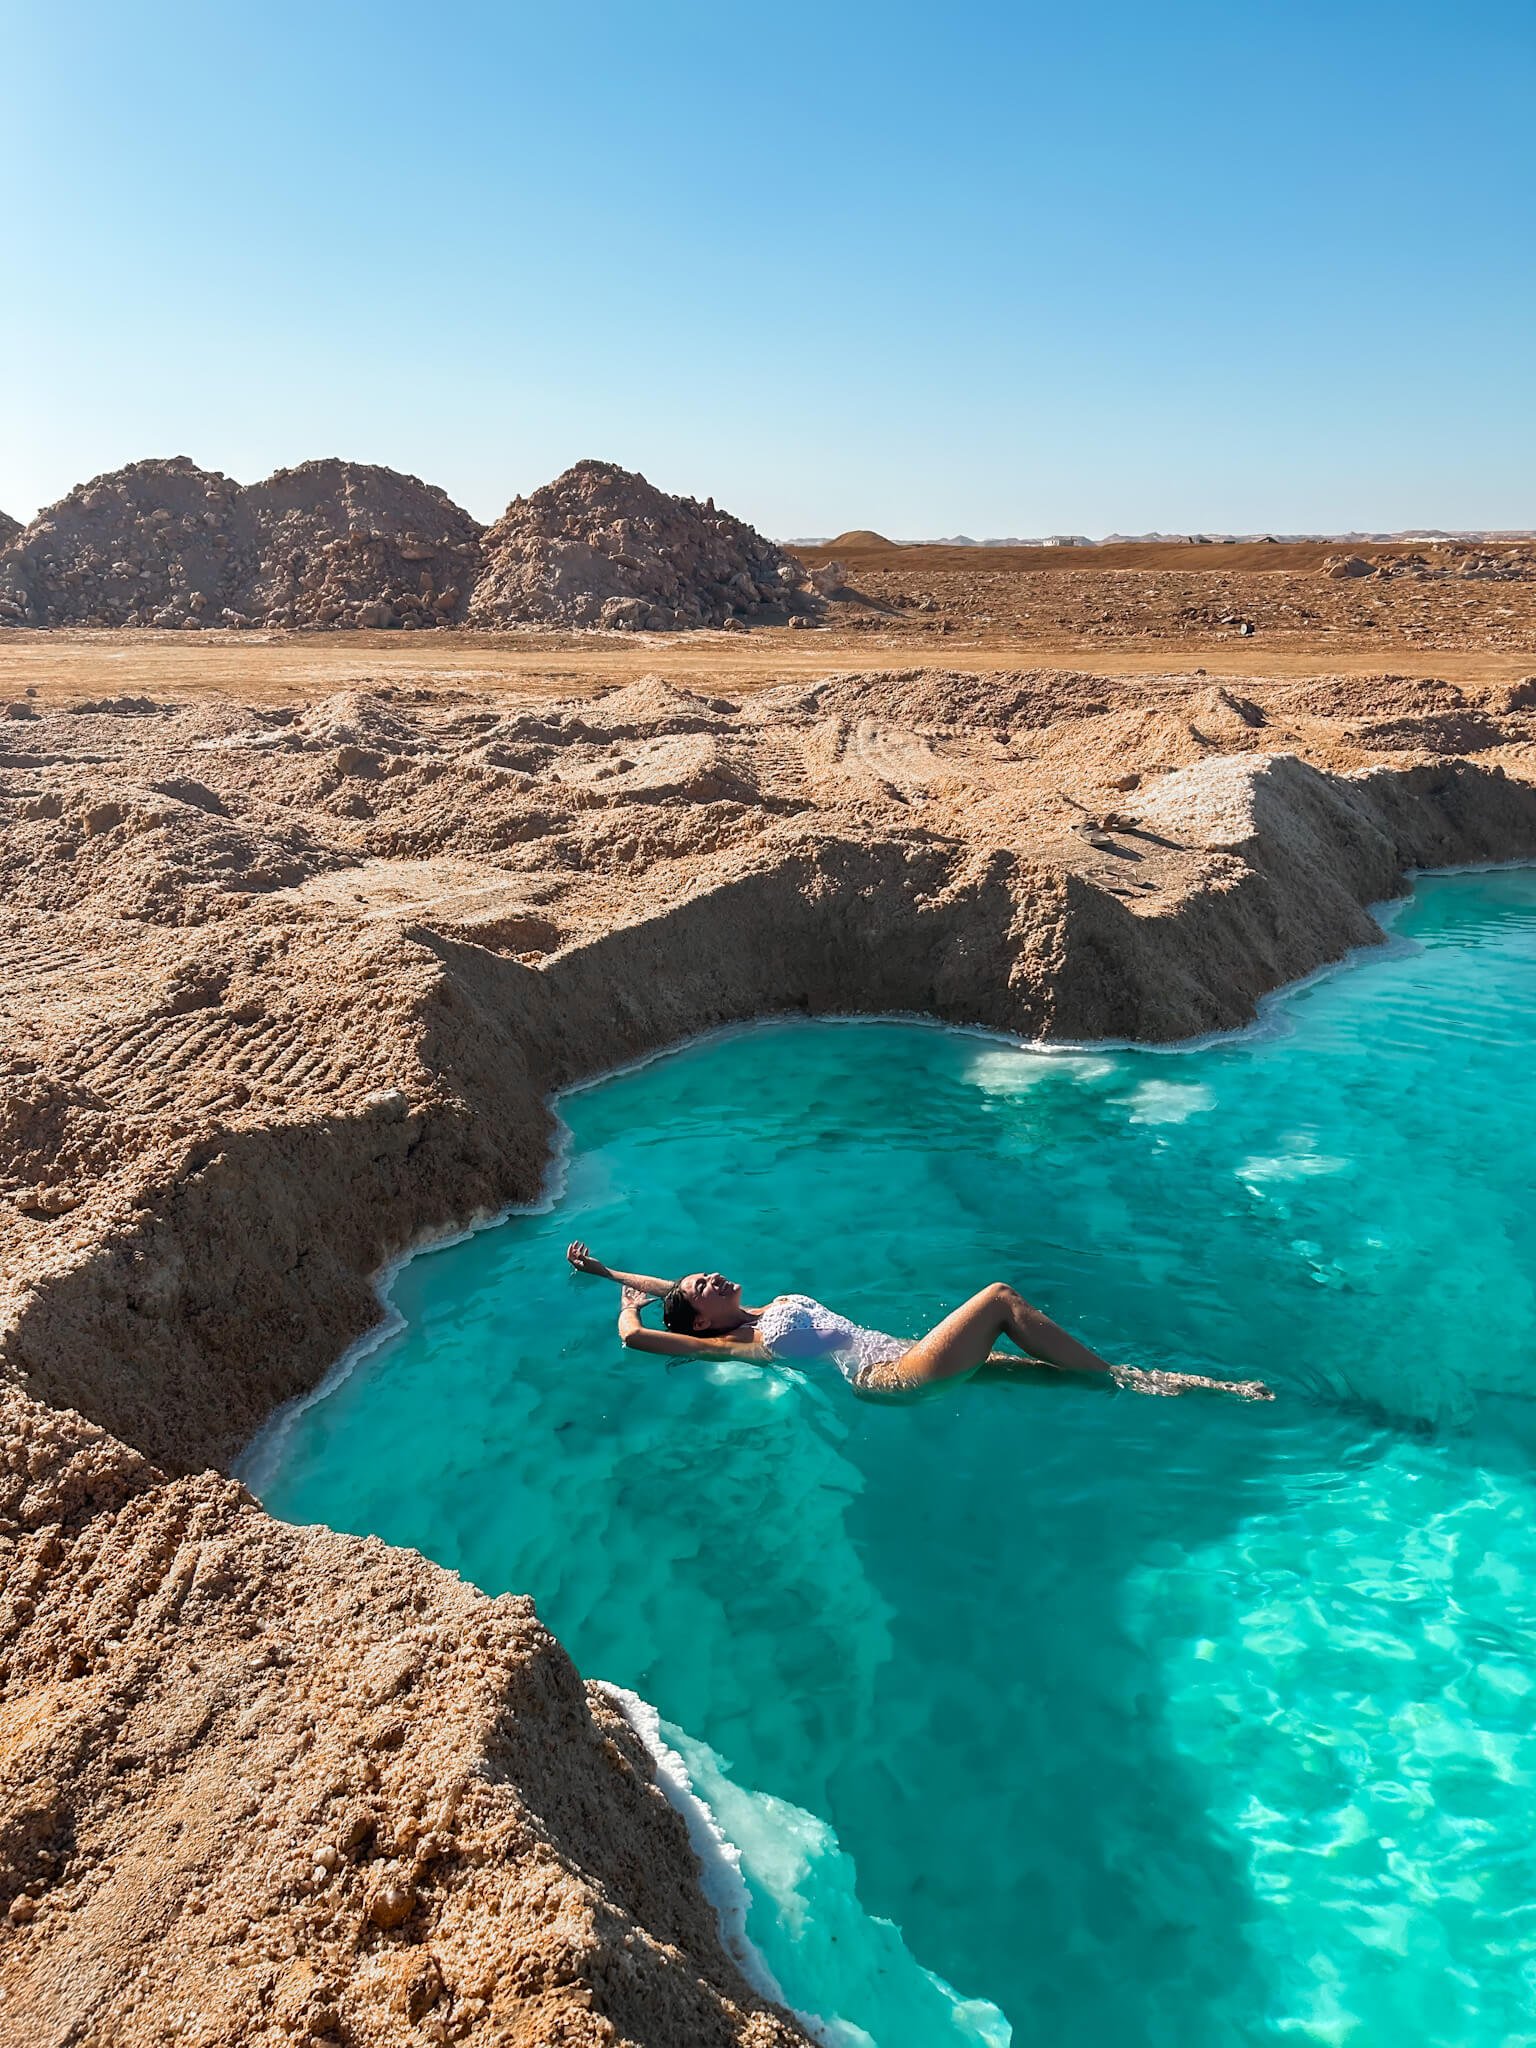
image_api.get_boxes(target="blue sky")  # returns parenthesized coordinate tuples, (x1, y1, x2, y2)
(9, 0, 1533, 536)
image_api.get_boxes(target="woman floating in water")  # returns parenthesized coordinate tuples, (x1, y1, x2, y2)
(565, 1243, 1273, 1400)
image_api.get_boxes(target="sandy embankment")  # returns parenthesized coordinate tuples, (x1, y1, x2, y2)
(3, 660, 1536, 2044)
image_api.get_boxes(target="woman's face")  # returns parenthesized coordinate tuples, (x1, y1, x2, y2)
(680, 1271, 742, 1330)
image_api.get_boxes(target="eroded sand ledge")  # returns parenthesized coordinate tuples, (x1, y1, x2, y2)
(3, 666, 1536, 2044)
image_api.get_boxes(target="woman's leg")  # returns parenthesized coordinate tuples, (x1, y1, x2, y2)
(868, 1282, 1115, 1391)
(863, 1284, 1274, 1400)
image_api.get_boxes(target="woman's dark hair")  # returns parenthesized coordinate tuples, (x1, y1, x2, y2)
(662, 1284, 699, 1334)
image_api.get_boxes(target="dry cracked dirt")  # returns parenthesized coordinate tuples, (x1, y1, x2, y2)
(3, 638, 1536, 2047)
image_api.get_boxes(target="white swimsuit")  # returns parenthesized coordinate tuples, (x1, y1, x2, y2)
(754, 1294, 909, 1385)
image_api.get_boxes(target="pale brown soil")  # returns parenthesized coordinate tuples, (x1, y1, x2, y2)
(797, 535, 1536, 657)
(4, 605, 1536, 2044)
(3, 616, 1534, 718)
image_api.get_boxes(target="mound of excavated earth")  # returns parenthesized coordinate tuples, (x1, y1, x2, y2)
(0, 459, 253, 631)
(0, 456, 819, 638)
(466, 459, 814, 630)
(3, 662, 1536, 2042)
(0, 458, 485, 633)
(240, 460, 484, 631)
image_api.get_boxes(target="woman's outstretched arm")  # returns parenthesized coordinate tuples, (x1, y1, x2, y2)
(567, 1241, 676, 1298)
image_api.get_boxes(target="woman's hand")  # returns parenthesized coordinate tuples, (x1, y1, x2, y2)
(618, 1284, 656, 1343)
(567, 1240, 609, 1277)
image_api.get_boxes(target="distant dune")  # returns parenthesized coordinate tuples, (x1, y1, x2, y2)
(837, 527, 1536, 550)
(795, 533, 1536, 576)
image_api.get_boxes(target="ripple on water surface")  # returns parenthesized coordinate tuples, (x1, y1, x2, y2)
(255, 869, 1536, 2047)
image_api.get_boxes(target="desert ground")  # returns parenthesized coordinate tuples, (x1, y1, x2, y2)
(4, 536, 1536, 2045)
(5, 531, 1536, 713)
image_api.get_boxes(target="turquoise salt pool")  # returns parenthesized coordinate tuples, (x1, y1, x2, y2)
(253, 870, 1536, 2047)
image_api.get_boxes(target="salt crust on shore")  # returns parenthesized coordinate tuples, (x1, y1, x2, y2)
(4, 663, 1536, 2042)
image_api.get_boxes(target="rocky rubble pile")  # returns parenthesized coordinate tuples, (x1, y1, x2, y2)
(466, 458, 816, 630)
(0, 459, 253, 628)
(1327, 544, 1536, 585)
(0, 455, 821, 634)
(0, 509, 20, 545)
(0, 458, 485, 631)
(1436, 543, 1536, 581)
(241, 460, 484, 629)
